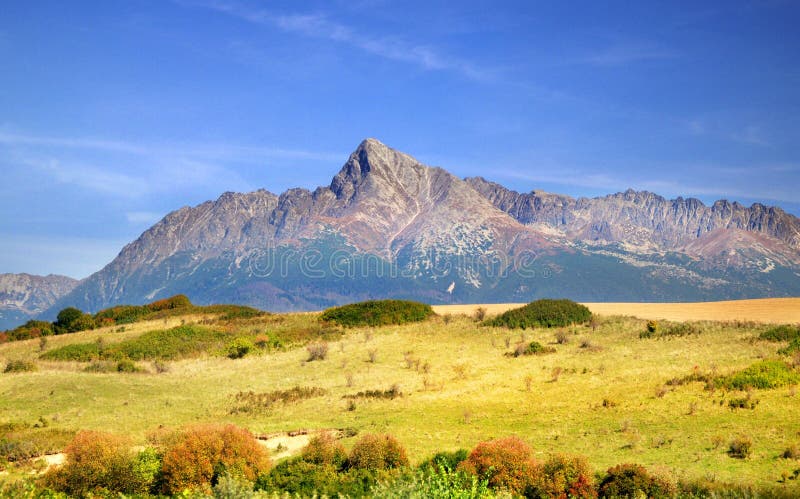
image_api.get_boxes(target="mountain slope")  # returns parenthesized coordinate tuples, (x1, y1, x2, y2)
(0, 273, 78, 329)
(41, 139, 800, 319)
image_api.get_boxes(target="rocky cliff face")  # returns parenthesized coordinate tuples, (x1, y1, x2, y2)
(0, 273, 78, 329)
(465, 177, 800, 266)
(37, 139, 800, 320)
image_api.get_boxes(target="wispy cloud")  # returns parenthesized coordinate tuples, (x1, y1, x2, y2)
(682, 119, 772, 147)
(0, 129, 347, 199)
(178, 0, 487, 80)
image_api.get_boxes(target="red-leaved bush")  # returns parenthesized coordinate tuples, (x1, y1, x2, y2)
(347, 433, 409, 470)
(458, 436, 539, 495)
(159, 423, 271, 494)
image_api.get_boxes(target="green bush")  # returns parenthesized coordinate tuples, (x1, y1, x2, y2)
(458, 436, 538, 495)
(640, 321, 701, 339)
(107, 325, 229, 361)
(227, 338, 254, 359)
(55, 307, 84, 332)
(418, 449, 469, 474)
(760, 324, 800, 342)
(3, 360, 37, 373)
(598, 463, 674, 498)
(484, 299, 591, 329)
(371, 463, 494, 498)
(509, 340, 556, 357)
(716, 360, 800, 390)
(146, 294, 192, 311)
(348, 433, 409, 471)
(41, 343, 101, 362)
(320, 300, 434, 327)
(94, 305, 151, 325)
(255, 459, 377, 497)
(779, 338, 800, 355)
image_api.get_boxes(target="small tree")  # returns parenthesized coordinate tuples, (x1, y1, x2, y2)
(56, 307, 84, 332)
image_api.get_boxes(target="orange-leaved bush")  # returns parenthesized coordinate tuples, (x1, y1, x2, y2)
(458, 436, 539, 495)
(302, 432, 348, 468)
(535, 453, 597, 498)
(43, 430, 148, 496)
(159, 423, 271, 494)
(347, 433, 409, 470)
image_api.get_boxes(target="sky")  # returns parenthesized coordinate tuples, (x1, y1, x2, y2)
(1, 0, 799, 279)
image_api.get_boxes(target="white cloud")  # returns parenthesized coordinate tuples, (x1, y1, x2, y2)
(180, 0, 487, 80)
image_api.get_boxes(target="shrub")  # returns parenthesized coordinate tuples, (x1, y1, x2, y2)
(371, 463, 493, 498)
(347, 433, 409, 471)
(230, 386, 327, 414)
(509, 340, 556, 357)
(598, 463, 674, 498)
(43, 430, 154, 496)
(458, 436, 538, 494)
(728, 435, 753, 459)
(418, 449, 470, 474)
(255, 459, 376, 497)
(55, 307, 84, 332)
(555, 330, 570, 344)
(227, 338, 254, 359)
(646, 320, 659, 333)
(760, 324, 800, 342)
(41, 342, 101, 362)
(108, 325, 229, 361)
(306, 342, 329, 361)
(344, 385, 402, 400)
(159, 423, 271, 495)
(484, 299, 591, 329)
(0, 426, 74, 462)
(302, 432, 347, 468)
(116, 359, 141, 373)
(3, 360, 37, 373)
(534, 454, 596, 498)
(320, 299, 434, 327)
(147, 294, 192, 312)
(716, 360, 800, 390)
(473, 307, 487, 321)
(640, 321, 701, 339)
(782, 444, 800, 459)
(779, 338, 800, 355)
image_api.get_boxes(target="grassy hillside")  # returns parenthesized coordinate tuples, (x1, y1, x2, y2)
(1, 302, 799, 493)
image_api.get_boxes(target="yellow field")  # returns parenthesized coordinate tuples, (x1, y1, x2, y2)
(433, 297, 800, 324)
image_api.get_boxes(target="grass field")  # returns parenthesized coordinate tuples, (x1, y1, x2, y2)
(2, 299, 800, 492)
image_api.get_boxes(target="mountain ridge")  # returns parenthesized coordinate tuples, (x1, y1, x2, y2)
(13, 138, 800, 326)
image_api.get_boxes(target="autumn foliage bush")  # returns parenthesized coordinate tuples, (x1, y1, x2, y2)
(534, 453, 597, 498)
(458, 436, 539, 495)
(302, 432, 347, 468)
(347, 433, 409, 470)
(598, 463, 675, 498)
(158, 423, 271, 495)
(43, 430, 152, 496)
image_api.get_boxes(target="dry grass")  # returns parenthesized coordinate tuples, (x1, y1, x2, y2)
(2, 303, 800, 491)
(433, 297, 800, 324)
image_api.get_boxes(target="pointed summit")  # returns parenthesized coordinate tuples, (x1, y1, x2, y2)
(330, 138, 422, 201)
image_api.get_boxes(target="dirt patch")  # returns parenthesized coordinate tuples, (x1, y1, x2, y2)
(256, 429, 343, 461)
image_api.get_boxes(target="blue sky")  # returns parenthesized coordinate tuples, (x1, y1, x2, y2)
(1, 0, 799, 278)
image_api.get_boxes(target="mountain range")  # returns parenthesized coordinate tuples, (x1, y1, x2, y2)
(4, 138, 799, 328)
